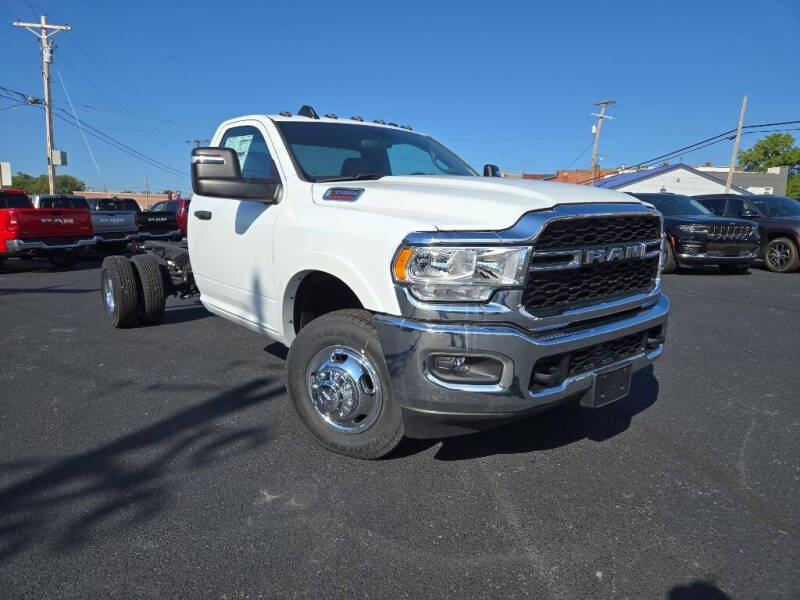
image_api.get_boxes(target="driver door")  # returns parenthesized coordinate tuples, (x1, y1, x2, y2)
(189, 121, 283, 334)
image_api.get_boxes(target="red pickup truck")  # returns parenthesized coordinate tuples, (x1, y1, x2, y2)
(0, 188, 96, 268)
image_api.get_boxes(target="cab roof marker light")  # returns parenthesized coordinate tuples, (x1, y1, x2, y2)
(351, 116, 364, 121)
(279, 111, 292, 117)
(373, 119, 386, 125)
(400, 124, 412, 130)
(388, 122, 398, 127)
(324, 113, 339, 119)
(297, 105, 320, 119)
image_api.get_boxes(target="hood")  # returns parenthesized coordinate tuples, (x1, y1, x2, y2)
(664, 214, 758, 228)
(312, 175, 644, 231)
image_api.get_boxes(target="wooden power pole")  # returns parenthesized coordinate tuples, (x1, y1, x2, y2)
(589, 100, 615, 182)
(725, 95, 748, 193)
(13, 15, 72, 194)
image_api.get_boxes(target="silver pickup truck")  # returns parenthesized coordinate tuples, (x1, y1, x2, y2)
(31, 195, 140, 252)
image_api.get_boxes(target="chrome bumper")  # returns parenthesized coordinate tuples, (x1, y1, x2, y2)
(374, 294, 668, 437)
(140, 229, 181, 240)
(96, 232, 141, 243)
(6, 236, 99, 251)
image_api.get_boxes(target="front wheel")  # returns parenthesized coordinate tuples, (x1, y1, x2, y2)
(286, 309, 404, 459)
(765, 238, 800, 273)
(662, 240, 678, 274)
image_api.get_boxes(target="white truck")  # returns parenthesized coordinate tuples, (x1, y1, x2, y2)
(99, 106, 669, 459)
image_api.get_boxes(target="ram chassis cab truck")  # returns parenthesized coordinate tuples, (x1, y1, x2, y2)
(33, 194, 140, 253)
(1, 188, 95, 268)
(98, 112, 669, 459)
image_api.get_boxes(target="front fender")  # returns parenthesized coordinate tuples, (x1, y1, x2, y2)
(277, 252, 399, 344)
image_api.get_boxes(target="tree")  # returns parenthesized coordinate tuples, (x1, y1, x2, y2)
(11, 171, 86, 195)
(162, 189, 173, 197)
(738, 133, 800, 197)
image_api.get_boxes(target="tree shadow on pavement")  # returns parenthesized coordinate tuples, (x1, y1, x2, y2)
(668, 580, 734, 599)
(0, 377, 284, 562)
(392, 365, 659, 461)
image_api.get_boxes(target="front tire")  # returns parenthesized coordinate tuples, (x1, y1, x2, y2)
(101, 256, 140, 328)
(765, 237, 800, 273)
(286, 309, 404, 459)
(662, 240, 678, 274)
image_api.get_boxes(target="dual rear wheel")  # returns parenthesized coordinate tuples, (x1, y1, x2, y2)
(100, 254, 166, 328)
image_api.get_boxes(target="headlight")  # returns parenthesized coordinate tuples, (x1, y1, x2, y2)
(678, 224, 709, 234)
(392, 246, 528, 302)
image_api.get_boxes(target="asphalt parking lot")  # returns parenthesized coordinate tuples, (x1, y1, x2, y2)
(0, 258, 798, 599)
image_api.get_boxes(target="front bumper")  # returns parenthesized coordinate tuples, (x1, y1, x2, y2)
(374, 294, 668, 437)
(674, 239, 759, 264)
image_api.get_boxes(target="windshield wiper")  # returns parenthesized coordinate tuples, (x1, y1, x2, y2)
(315, 173, 385, 183)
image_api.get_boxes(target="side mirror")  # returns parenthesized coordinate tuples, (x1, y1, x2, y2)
(483, 163, 501, 177)
(740, 210, 759, 219)
(191, 147, 280, 203)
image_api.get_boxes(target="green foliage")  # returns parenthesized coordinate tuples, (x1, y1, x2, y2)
(11, 171, 87, 194)
(787, 175, 800, 198)
(162, 189, 173, 196)
(121, 189, 133, 193)
(738, 134, 800, 176)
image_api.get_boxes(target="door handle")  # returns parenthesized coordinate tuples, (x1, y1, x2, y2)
(194, 210, 212, 220)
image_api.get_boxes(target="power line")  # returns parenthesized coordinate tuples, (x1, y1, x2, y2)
(1, 85, 188, 179)
(569, 121, 800, 186)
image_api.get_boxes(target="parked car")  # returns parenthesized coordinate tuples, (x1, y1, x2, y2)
(97, 109, 669, 459)
(628, 192, 760, 273)
(0, 188, 94, 268)
(695, 194, 800, 273)
(138, 198, 190, 240)
(33, 194, 139, 254)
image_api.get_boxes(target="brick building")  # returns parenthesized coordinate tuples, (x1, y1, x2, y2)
(80, 190, 175, 210)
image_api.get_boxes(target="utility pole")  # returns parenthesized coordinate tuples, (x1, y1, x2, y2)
(589, 100, 616, 182)
(725, 95, 748, 194)
(144, 172, 149, 203)
(186, 138, 210, 148)
(14, 15, 71, 194)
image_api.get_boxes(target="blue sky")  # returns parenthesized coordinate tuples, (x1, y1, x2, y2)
(1, 0, 799, 192)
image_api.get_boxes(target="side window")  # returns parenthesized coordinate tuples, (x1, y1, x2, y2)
(698, 197, 724, 216)
(150, 202, 166, 212)
(724, 198, 747, 218)
(220, 125, 277, 179)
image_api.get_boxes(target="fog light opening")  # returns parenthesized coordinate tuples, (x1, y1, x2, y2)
(427, 354, 503, 385)
(646, 326, 665, 351)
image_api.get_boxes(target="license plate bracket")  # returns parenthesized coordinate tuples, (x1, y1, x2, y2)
(589, 363, 632, 408)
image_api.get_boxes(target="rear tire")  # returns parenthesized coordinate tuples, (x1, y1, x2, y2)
(49, 252, 77, 269)
(101, 256, 140, 328)
(286, 309, 404, 459)
(718, 264, 750, 274)
(0, 257, 5, 270)
(130, 254, 167, 324)
(765, 237, 800, 273)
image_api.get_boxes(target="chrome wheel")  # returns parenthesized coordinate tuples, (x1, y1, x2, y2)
(768, 241, 790, 269)
(306, 344, 383, 433)
(103, 274, 115, 313)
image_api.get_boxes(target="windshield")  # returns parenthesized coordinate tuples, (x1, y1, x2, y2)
(97, 198, 141, 212)
(649, 195, 712, 216)
(750, 196, 800, 217)
(276, 121, 476, 181)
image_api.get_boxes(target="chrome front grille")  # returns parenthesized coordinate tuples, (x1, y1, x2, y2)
(523, 214, 662, 317)
(708, 224, 757, 240)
